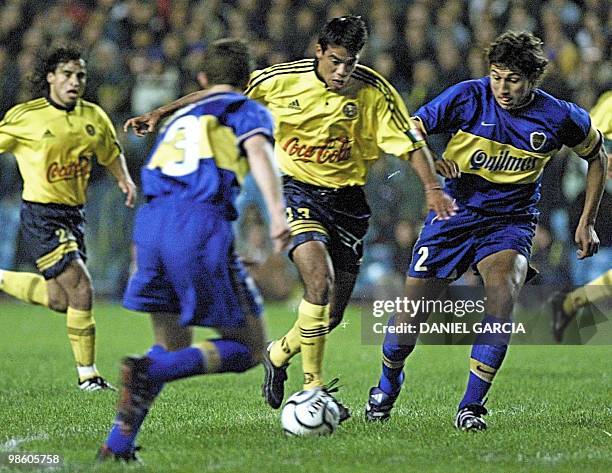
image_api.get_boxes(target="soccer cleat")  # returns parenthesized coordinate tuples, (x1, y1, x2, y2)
(78, 376, 116, 392)
(455, 404, 488, 431)
(365, 386, 398, 422)
(96, 444, 141, 463)
(117, 356, 157, 435)
(550, 291, 573, 343)
(322, 378, 351, 423)
(261, 341, 288, 409)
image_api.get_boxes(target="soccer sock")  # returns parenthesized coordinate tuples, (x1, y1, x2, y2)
(563, 270, 612, 316)
(459, 314, 511, 409)
(0, 270, 49, 307)
(145, 339, 253, 383)
(105, 345, 166, 454)
(298, 299, 330, 390)
(378, 317, 415, 396)
(270, 320, 301, 366)
(66, 307, 97, 379)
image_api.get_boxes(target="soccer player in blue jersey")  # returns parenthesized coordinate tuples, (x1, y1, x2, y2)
(365, 31, 608, 430)
(97, 39, 291, 461)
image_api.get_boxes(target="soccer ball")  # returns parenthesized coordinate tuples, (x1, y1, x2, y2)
(281, 389, 340, 436)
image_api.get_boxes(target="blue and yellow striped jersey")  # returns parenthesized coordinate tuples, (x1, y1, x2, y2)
(142, 91, 274, 219)
(245, 59, 425, 188)
(0, 98, 121, 205)
(414, 77, 600, 214)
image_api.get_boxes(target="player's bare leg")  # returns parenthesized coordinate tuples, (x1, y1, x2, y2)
(53, 260, 110, 389)
(329, 269, 358, 331)
(455, 249, 528, 431)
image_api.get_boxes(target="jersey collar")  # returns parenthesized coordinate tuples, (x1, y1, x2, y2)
(45, 94, 77, 112)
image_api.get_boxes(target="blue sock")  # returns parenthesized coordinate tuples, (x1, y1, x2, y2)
(106, 345, 167, 454)
(459, 314, 511, 409)
(210, 339, 253, 373)
(378, 317, 415, 396)
(146, 347, 206, 383)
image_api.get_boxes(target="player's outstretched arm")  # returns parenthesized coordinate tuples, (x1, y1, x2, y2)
(407, 147, 458, 220)
(123, 90, 210, 136)
(243, 135, 292, 253)
(574, 146, 607, 259)
(105, 154, 137, 208)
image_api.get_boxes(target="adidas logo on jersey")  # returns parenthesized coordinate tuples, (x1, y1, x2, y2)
(43, 129, 55, 138)
(288, 99, 301, 110)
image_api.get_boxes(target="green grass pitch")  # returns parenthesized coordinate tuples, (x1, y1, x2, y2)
(0, 301, 610, 472)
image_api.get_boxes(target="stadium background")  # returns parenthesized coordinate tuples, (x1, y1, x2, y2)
(0, 0, 610, 300)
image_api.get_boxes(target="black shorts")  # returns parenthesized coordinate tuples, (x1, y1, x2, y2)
(283, 176, 370, 274)
(20, 201, 87, 280)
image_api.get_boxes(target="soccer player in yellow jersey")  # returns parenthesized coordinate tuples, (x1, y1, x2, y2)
(0, 46, 136, 390)
(123, 16, 456, 418)
(551, 90, 612, 342)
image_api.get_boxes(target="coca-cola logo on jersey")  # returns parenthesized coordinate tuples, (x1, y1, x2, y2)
(47, 155, 92, 183)
(282, 136, 352, 163)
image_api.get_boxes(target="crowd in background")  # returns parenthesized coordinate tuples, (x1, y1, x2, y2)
(0, 0, 610, 299)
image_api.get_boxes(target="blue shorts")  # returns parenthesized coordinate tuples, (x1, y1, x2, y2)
(123, 198, 262, 328)
(408, 207, 537, 280)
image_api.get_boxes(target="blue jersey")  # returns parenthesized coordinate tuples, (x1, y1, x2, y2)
(141, 91, 274, 219)
(415, 77, 598, 214)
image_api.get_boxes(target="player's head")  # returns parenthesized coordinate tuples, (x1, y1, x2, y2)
(32, 46, 86, 108)
(197, 39, 253, 91)
(316, 15, 368, 91)
(486, 31, 548, 110)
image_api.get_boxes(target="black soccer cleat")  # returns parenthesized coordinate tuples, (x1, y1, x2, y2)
(455, 404, 488, 431)
(96, 444, 141, 463)
(117, 356, 157, 435)
(550, 290, 573, 343)
(365, 386, 398, 422)
(78, 376, 116, 392)
(261, 342, 289, 409)
(322, 377, 351, 423)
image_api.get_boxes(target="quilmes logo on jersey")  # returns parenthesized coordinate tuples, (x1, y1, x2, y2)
(47, 155, 92, 183)
(469, 149, 537, 172)
(282, 136, 352, 163)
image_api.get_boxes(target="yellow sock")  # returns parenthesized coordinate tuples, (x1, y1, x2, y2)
(563, 270, 612, 315)
(298, 299, 330, 390)
(67, 307, 97, 378)
(0, 270, 49, 307)
(270, 320, 301, 367)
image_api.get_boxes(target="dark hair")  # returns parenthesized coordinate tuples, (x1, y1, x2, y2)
(200, 39, 253, 90)
(487, 31, 548, 84)
(318, 15, 368, 56)
(30, 46, 84, 96)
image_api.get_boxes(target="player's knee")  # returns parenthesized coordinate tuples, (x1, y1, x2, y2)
(303, 274, 334, 305)
(47, 296, 68, 313)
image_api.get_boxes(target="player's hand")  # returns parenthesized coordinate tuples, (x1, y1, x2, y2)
(123, 111, 162, 137)
(425, 189, 457, 220)
(434, 159, 461, 178)
(119, 179, 137, 208)
(269, 216, 292, 253)
(574, 223, 599, 259)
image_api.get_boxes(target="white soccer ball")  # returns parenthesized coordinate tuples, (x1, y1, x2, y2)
(281, 389, 340, 436)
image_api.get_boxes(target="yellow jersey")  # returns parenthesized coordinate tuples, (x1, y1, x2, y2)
(590, 90, 612, 140)
(245, 59, 425, 188)
(0, 97, 122, 205)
